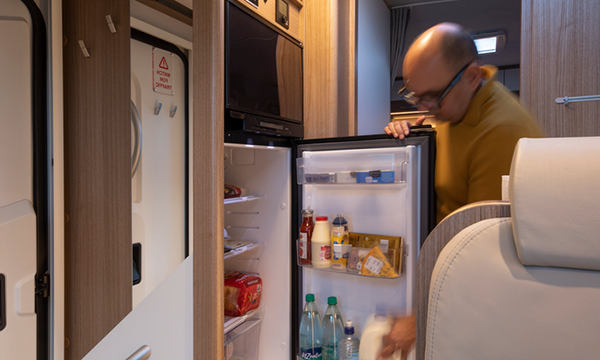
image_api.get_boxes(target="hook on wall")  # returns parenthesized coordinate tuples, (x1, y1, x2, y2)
(78, 40, 90, 58)
(169, 105, 178, 118)
(105, 15, 117, 34)
(154, 101, 162, 115)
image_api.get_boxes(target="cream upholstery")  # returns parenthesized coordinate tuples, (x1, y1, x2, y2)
(425, 137, 600, 360)
(510, 137, 600, 270)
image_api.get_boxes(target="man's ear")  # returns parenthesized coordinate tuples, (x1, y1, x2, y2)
(464, 64, 482, 91)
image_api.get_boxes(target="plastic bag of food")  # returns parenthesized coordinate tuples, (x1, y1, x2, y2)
(360, 246, 399, 278)
(224, 271, 262, 316)
(224, 184, 242, 199)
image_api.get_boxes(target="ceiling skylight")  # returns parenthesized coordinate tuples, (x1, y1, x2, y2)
(474, 36, 498, 54)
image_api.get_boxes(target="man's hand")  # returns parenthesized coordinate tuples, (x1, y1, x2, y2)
(377, 315, 416, 360)
(384, 116, 426, 139)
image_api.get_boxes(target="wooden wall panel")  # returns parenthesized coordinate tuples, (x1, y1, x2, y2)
(232, 0, 303, 42)
(62, 1, 132, 359)
(193, 0, 225, 359)
(304, 0, 338, 139)
(416, 201, 511, 360)
(304, 0, 356, 139)
(337, 0, 356, 137)
(521, 0, 600, 137)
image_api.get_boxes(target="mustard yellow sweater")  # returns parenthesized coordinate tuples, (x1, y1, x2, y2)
(435, 66, 542, 223)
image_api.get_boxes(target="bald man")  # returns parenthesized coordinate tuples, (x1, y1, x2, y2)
(385, 23, 542, 224)
(380, 23, 542, 359)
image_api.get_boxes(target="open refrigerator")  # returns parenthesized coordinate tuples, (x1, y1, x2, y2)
(223, 129, 435, 360)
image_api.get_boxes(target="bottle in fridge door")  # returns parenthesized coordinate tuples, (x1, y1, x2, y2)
(322, 296, 344, 360)
(299, 209, 315, 265)
(312, 216, 331, 269)
(359, 304, 401, 360)
(331, 215, 349, 270)
(300, 293, 323, 360)
(337, 320, 360, 360)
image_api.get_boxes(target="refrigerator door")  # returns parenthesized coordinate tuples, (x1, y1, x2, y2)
(292, 132, 435, 359)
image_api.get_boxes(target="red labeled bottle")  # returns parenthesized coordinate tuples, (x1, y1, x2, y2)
(299, 209, 314, 265)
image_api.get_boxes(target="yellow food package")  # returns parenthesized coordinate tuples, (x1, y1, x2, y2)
(360, 246, 399, 278)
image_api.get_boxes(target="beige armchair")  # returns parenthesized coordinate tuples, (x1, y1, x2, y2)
(416, 137, 600, 360)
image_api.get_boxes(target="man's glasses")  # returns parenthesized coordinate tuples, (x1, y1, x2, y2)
(398, 63, 471, 110)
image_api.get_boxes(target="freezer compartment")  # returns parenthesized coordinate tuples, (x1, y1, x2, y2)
(296, 240, 403, 278)
(296, 150, 408, 184)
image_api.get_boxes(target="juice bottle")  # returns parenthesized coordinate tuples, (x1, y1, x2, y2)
(299, 209, 314, 265)
(331, 215, 349, 269)
(312, 216, 331, 268)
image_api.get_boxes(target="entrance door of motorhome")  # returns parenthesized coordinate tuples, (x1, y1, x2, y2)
(0, 0, 50, 359)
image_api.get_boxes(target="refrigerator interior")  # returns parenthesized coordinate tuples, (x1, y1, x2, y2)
(130, 36, 187, 308)
(224, 143, 292, 360)
(297, 144, 422, 358)
(0, 1, 37, 358)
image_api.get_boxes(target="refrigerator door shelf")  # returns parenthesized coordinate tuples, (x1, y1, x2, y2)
(297, 240, 402, 279)
(297, 152, 408, 184)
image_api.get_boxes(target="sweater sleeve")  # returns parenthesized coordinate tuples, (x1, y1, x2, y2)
(467, 125, 531, 203)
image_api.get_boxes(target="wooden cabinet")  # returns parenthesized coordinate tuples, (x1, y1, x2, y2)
(521, 0, 600, 137)
(62, 1, 132, 359)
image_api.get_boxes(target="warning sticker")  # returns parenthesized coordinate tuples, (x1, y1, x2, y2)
(152, 47, 174, 96)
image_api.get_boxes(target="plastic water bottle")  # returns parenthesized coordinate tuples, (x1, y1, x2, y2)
(337, 320, 360, 360)
(322, 296, 344, 360)
(300, 293, 323, 360)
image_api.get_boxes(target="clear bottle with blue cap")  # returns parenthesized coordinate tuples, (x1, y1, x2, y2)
(337, 320, 360, 360)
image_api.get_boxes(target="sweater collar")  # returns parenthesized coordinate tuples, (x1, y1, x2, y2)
(460, 65, 498, 126)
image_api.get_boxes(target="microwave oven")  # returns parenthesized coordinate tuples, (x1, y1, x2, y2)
(225, 1, 304, 140)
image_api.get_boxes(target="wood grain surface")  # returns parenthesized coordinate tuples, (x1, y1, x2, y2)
(193, 0, 225, 359)
(62, 1, 132, 359)
(416, 201, 511, 360)
(520, 0, 600, 137)
(304, 0, 356, 139)
(304, 0, 338, 138)
(337, 0, 356, 137)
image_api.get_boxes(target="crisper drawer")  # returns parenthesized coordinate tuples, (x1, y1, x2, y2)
(296, 147, 410, 184)
(224, 312, 263, 360)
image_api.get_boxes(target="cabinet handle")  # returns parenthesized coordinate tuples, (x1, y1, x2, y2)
(555, 95, 600, 106)
(126, 345, 151, 360)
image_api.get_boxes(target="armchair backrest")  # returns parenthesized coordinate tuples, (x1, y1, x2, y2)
(422, 137, 600, 360)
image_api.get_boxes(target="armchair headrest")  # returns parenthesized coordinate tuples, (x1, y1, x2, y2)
(510, 137, 600, 270)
